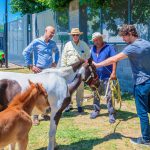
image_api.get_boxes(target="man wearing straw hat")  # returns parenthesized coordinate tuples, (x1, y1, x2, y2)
(61, 28, 90, 113)
(90, 32, 117, 123)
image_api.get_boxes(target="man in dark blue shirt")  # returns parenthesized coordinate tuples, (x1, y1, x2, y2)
(93, 25, 150, 146)
(90, 32, 117, 124)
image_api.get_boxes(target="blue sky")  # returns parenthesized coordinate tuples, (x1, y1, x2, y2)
(0, 0, 21, 25)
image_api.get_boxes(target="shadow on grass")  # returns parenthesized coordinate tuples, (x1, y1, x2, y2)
(62, 104, 108, 118)
(97, 109, 137, 122)
(36, 132, 131, 150)
(116, 109, 137, 121)
(122, 93, 134, 101)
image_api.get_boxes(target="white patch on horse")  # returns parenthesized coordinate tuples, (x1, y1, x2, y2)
(78, 66, 86, 80)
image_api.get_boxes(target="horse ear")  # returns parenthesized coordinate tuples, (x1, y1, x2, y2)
(36, 83, 48, 97)
(28, 80, 34, 86)
(88, 58, 93, 65)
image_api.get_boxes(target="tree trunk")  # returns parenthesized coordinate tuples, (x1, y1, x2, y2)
(79, 4, 88, 43)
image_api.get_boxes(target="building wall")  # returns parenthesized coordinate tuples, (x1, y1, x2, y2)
(114, 45, 134, 93)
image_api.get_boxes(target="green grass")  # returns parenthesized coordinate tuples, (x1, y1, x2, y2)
(2, 68, 150, 150)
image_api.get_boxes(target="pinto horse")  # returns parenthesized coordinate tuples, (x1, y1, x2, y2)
(0, 80, 48, 150)
(0, 58, 99, 150)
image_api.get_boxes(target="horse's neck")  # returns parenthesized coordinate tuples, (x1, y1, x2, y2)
(71, 60, 84, 72)
(68, 73, 82, 95)
(21, 95, 37, 115)
(9, 89, 38, 115)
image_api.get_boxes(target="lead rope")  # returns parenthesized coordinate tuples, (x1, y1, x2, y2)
(105, 78, 122, 110)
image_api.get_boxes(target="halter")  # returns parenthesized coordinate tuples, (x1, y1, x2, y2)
(84, 65, 99, 88)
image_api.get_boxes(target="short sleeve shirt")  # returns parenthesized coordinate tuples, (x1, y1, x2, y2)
(122, 39, 150, 85)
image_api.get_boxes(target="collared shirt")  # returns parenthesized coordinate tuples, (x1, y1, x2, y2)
(22, 37, 59, 69)
(122, 38, 150, 85)
(61, 40, 90, 67)
(91, 44, 116, 80)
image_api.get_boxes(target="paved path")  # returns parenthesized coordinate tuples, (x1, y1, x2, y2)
(0, 62, 24, 70)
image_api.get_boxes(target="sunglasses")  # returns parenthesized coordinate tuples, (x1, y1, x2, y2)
(72, 34, 80, 37)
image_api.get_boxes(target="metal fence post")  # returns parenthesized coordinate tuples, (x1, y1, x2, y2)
(4, 0, 8, 68)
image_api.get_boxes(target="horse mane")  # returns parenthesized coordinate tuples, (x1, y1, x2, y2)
(8, 85, 36, 107)
(40, 66, 75, 77)
(41, 60, 85, 77)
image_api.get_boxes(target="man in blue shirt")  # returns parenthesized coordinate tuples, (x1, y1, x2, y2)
(90, 32, 117, 124)
(23, 26, 59, 73)
(23, 26, 59, 125)
(93, 25, 150, 146)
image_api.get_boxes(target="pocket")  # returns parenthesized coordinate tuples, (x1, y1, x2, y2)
(67, 50, 74, 56)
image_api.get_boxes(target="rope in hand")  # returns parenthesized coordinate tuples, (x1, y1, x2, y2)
(105, 78, 122, 110)
(93, 78, 122, 111)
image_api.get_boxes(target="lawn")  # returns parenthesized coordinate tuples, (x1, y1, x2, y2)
(1, 68, 150, 150)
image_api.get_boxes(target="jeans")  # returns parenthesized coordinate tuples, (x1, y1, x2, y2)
(134, 79, 150, 141)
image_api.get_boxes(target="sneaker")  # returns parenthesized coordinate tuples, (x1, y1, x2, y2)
(65, 104, 73, 112)
(78, 106, 83, 113)
(130, 137, 150, 147)
(32, 118, 40, 126)
(90, 110, 100, 119)
(109, 113, 116, 124)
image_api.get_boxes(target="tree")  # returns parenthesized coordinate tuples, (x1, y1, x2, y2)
(10, 0, 72, 15)
(10, 0, 48, 15)
(10, 0, 150, 39)
(10, 0, 72, 34)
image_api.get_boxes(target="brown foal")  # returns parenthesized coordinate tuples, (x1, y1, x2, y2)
(0, 81, 49, 150)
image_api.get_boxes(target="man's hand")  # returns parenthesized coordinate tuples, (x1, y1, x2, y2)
(92, 61, 99, 68)
(110, 73, 117, 80)
(31, 66, 42, 73)
(51, 62, 57, 68)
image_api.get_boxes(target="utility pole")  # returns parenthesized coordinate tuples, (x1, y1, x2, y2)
(128, 0, 132, 24)
(4, 0, 8, 68)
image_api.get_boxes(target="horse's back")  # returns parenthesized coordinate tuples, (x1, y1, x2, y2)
(0, 79, 21, 111)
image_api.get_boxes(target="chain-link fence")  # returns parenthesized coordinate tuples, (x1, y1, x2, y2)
(8, 15, 29, 66)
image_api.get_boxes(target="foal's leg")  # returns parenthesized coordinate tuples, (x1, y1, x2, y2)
(9, 143, 16, 150)
(18, 135, 28, 150)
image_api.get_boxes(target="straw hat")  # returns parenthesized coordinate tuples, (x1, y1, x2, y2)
(68, 28, 83, 35)
(91, 32, 106, 41)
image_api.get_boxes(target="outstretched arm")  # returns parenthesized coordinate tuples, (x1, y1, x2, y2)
(93, 52, 128, 68)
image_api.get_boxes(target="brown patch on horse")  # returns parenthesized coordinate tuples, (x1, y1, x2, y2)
(68, 74, 82, 95)
(0, 79, 21, 111)
(0, 81, 49, 149)
(70, 58, 85, 72)
(54, 97, 71, 125)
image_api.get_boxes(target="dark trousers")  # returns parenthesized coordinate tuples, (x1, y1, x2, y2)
(93, 79, 115, 114)
(134, 79, 150, 141)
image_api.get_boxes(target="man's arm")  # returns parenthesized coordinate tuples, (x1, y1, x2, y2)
(109, 46, 117, 80)
(110, 62, 117, 80)
(22, 40, 41, 73)
(93, 52, 128, 68)
(22, 41, 35, 67)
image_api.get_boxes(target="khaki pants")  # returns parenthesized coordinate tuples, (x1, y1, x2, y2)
(75, 81, 84, 107)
